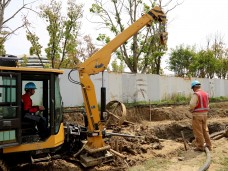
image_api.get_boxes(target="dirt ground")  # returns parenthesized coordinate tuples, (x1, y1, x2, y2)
(11, 101, 228, 171)
(90, 101, 228, 171)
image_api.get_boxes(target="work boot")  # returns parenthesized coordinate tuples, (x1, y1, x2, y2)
(204, 143, 212, 151)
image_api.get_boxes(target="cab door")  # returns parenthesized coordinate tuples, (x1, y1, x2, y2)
(0, 72, 21, 148)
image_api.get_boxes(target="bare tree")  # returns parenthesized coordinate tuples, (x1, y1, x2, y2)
(76, 35, 99, 62)
(0, 0, 35, 54)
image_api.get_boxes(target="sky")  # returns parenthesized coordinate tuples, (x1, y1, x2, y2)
(4, 0, 228, 73)
(167, 0, 228, 49)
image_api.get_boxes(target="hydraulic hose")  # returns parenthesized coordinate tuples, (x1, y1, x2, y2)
(198, 147, 211, 171)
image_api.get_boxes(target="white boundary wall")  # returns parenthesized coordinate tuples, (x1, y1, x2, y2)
(59, 69, 228, 107)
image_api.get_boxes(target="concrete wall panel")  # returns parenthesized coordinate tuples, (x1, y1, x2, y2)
(107, 72, 123, 102)
(122, 73, 136, 103)
(135, 74, 148, 102)
(147, 74, 160, 101)
(59, 70, 228, 107)
(59, 69, 83, 107)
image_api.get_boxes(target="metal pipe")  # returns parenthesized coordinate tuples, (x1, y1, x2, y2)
(198, 147, 211, 171)
(210, 130, 224, 138)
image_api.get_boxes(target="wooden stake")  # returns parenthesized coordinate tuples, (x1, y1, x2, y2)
(110, 149, 127, 159)
(149, 99, 152, 121)
(115, 139, 119, 152)
(181, 131, 188, 151)
(119, 141, 123, 152)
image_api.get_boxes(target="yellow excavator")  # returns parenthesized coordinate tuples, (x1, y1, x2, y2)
(0, 6, 167, 169)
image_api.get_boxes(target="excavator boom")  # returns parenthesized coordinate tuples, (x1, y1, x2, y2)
(77, 6, 167, 75)
(76, 6, 167, 167)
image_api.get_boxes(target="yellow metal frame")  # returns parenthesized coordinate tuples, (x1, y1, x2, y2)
(0, 66, 64, 74)
(77, 6, 167, 150)
(3, 123, 65, 153)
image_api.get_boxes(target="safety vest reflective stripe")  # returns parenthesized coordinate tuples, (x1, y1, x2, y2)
(194, 108, 209, 111)
(194, 91, 209, 112)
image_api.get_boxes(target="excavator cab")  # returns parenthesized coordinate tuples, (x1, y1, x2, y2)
(0, 56, 65, 156)
(0, 6, 167, 168)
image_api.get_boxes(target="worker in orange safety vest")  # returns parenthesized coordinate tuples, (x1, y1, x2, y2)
(189, 80, 212, 151)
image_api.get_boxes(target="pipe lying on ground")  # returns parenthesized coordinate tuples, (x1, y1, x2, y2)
(198, 147, 211, 171)
(210, 128, 228, 140)
(210, 131, 224, 138)
(212, 134, 224, 140)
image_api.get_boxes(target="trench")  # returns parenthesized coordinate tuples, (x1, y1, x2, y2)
(126, 103, 228, 142)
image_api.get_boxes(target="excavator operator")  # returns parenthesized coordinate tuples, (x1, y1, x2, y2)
(22, 82, 48, 139)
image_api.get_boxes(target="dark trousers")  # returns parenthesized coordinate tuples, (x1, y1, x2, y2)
(24, 113, 49, 138)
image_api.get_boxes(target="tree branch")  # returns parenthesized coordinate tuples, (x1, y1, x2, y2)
(3, 0, 37, 25)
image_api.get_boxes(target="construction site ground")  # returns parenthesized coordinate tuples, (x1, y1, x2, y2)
(12, 101, 228, 171)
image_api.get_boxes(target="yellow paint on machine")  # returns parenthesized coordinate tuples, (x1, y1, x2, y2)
(0, 66, 64, 74)
(3, 124, 65, 153)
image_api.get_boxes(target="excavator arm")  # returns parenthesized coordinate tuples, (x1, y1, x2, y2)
(76, 6, 167, 162)
(77, 6, 167, 75)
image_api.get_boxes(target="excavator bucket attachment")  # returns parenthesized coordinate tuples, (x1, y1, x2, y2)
(151, 6, 167, 23)
(79, 151, 113, 167)
(79, 145, 113, 167)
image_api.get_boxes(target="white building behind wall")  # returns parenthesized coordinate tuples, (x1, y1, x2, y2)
(59, 69, 228, 107)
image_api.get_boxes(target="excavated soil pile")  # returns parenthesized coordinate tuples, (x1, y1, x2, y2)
(9, 102, 228, 171)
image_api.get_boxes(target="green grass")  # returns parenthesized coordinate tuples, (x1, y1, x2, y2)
(209, 96, 228, 102)
(124, 95, 228, 108)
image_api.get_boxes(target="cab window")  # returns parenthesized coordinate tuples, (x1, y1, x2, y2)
(22, 81, 43, 106)
(0, 74, 17, 118)
(54, 76, 63, 133)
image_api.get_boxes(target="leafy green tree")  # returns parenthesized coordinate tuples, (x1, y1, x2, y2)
(221, 58, 228, 79)
(168, 45, 196, 77)
(168, 33, 228, 79)
(26, 25, 44, 66)
(210, 37, 228, 79)
(111, 59, 125, 72)
(0, 32, 7, 55)
(90, 0, 170, 74)
(20, 54, 28, 67)
(215, 57, 228, 79)
(194, 49, 216, 78)
(210, 36, 225, 59)
(138, 27, 167, 74)
(221, 49, 228, 79)
(26, 0, 83, 68)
